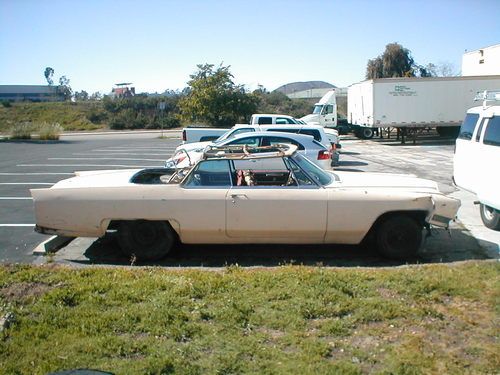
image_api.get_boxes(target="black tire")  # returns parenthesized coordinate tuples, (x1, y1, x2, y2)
(117, 220, 176, 261)
(436, 126, 460, 138)
(376, 215, 423, 259)
(479, 204, 500, 230)
(355, 128, 374, 139)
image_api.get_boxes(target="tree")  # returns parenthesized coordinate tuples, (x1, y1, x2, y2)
(423, 62, 458, 77)
(44, 67, 54, 85)
(74, 90, 89, 101)
(366, 43, 417, 79)
(57, 75, 73, 100)
(366, 57, 383, 79)
(179, 63, 258, 127)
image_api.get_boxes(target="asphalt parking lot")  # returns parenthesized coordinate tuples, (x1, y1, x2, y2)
(0, 130, 498, 267)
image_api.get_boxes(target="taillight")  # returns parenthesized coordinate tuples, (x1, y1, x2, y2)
(182, 130, 186, 142)
(317, 150, 331, 160)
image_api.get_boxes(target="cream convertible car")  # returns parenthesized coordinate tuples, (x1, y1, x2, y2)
(31, 145, 460, 261)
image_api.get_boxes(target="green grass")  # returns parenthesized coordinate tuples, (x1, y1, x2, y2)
(0, 102, 105, 133)
(0, 261, 498, 374)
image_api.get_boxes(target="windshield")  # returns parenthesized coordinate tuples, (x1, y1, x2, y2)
(213, 130, 233, 144)
(290, 154, 333, 186)
(312, 105, 323, 114)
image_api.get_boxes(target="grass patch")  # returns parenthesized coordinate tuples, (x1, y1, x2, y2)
(0, 261, 498, 374)
(0, 102, 105, 133)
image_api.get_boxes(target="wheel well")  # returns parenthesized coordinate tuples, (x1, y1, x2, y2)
(362, 210, 427, 243)
(106, 219, 180, 241)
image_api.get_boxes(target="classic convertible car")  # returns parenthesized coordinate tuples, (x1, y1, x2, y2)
(31, 145, 460, 261)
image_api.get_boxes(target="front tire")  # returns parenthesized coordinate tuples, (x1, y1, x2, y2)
(479, 204, 500, 230)
(376, 215, 422, 259)
(355, 127, 374, 139)
(117, 220, 176, 261)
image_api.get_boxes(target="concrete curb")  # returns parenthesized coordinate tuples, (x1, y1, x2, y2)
(33, 235, 75, 255)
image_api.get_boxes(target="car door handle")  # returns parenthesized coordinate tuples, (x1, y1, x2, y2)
(230, 194, 247, 203)
(230, 194, 247, 199)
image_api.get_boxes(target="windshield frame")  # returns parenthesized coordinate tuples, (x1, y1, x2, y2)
(288, 153, 334, 186)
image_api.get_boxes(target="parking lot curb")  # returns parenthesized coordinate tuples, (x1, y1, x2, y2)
(33, 236, 75, 255)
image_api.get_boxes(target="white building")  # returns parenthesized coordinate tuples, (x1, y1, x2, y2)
(462, 44, 500, 76)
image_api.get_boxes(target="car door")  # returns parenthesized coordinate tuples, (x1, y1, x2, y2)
(225, 158, 327, 242)
(178, 159, 232, 243)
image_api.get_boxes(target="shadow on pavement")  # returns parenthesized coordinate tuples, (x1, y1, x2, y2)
(53, 226, 498, 268)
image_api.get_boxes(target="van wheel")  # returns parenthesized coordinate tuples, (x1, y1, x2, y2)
(377, 215, 422, 259)
(117, 220, 176, 261)
(480, 204, 500, 230)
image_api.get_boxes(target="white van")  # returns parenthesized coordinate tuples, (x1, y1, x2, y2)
(453, 91, 500, 230)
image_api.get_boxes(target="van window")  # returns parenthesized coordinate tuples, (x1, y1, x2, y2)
(458, 113, 479, 140)
(483, 116, 500, 146)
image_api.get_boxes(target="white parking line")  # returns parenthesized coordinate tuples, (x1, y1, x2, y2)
(0, 197, 33, 200)
(17, 164, 161, 168)
(0, 224, 35, 227)
(0, 173, 74, 175)
(48, 157, 165, 162)
(0, 183, 53, 185)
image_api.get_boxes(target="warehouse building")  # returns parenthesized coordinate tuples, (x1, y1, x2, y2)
(0, 85, 64, 102)
(462, 44, 500, 76)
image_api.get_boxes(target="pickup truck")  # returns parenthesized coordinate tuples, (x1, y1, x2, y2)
(182, 113, 339, 143)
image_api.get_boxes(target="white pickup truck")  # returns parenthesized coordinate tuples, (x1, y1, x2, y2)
(182, 113, 340, 145)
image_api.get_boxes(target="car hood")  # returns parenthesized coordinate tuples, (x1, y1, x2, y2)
(330, 171, 439, 191)
(300, 114, 320, 124)
(176, 141, 213, 152)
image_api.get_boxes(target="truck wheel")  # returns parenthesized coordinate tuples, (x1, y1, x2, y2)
(479, 204, 500, 230)
(117, 220, 176, 261)
(356, 128, 374, 139)
(376, 215, 422, 259)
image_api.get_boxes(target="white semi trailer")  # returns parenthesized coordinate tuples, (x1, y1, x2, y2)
(347, 75, 500, 140)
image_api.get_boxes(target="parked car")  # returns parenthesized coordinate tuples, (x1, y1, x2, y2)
(31, 144, 460, 261)
(165, 131, 333, 170)
(174, 124, 340, 167)
(453, 90, 500, 230)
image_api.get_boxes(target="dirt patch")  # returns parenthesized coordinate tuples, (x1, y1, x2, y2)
(0, 282, 53, 303)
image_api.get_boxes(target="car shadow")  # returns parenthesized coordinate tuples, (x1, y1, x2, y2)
(60, 227, 498, 268)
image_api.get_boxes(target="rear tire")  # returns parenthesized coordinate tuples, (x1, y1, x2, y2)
(479, 204, 500, 230)
(376, 215, 422, 259)
(117, 220, 176, 261)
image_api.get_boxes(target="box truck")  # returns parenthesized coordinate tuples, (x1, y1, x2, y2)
(347, 75, 500, 140)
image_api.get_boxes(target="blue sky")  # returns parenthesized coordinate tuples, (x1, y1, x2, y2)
(1, 0, 499, 94)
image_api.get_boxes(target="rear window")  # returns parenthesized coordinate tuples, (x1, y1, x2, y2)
(483, 116, 500, 147)
(258, 117, 273, 125)
(458, 113, 479, 140)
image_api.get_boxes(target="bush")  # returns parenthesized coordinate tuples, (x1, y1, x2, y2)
(9, 122, 33, 139)
(38, 122, 64, 140)
(1, 100, 12, 108)
(87, 108, 107, 124)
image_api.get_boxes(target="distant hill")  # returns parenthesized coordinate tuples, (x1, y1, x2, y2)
(274, 81, 336, 95)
